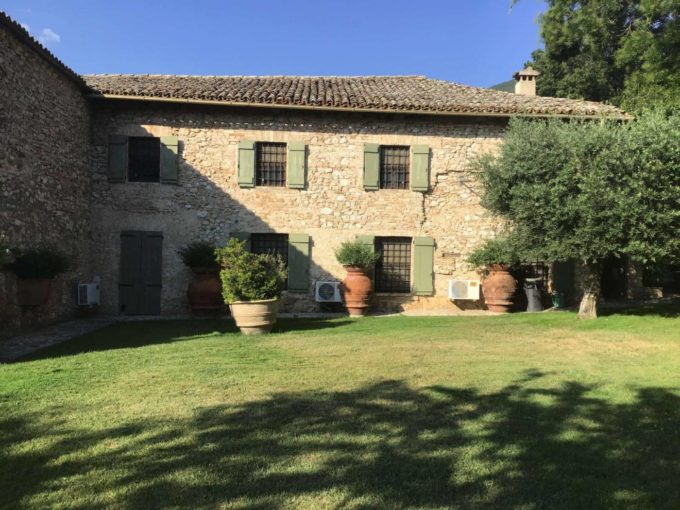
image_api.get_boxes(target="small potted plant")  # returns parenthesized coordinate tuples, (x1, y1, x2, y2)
(178, 241, 223, 315)
(4, 247, 69, 307)
(335, 240, 380, 316)
(467, 237, 520, 313)
(215, 238, 287, 334)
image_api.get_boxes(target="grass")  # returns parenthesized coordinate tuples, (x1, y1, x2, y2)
(1, 307, 679, 509)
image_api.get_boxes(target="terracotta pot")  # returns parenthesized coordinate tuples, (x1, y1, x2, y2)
(229, 298, 278, 335)
(482, 265, 517, 313)
(17, 278, 51, 307)
(341, 266, 372, 317)
(187, 268, 223, 315)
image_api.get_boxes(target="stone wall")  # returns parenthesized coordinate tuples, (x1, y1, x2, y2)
(89, 101, 507, 314)
(0, 25, 92, 336)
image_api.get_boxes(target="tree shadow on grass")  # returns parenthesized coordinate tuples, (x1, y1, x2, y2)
(599, 299, 680, 318)
(15, 318, 356, 363)
(2, 373, 678, 509)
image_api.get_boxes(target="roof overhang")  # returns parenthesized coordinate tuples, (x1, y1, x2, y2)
(85, 93, 631, 120)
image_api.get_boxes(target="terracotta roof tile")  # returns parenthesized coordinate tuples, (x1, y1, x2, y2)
(84, 74, 625, 118)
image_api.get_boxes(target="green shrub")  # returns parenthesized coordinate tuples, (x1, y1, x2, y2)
(215, 238, 287, 303)
(335, 240, 380, 270)
(5, 248, 69, 279)
(466, 237, 520, 269)
(178, 241, 219, 269)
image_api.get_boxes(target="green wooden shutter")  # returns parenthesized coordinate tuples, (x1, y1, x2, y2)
(230, 232, 251, 251)
(160, 136, 179, 184)
(108, 135, 128, 183)
(288, 233, 310, 292)
(411, 145, 430, 192)
(141, 232, 164, 315)
(119, 231, 142, 314)
(238, 140, 256, 188)
(363, 143, 380, 190)
(356, 235, 376, 279)
(287, 142, 306, 189)
(413, 236, 435, 296)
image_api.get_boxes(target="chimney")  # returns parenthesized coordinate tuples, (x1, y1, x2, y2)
(513, 66, 540, 96)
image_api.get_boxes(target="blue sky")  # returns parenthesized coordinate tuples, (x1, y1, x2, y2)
(2, 0, 545, 87)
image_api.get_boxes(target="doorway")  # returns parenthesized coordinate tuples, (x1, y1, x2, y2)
(119, 231, 163, 315)
(601, 255, 627, 300)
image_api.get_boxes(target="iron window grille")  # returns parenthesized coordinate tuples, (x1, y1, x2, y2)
(375, 237, 412, 293)
(380, 146, 410, 189)
(256, 142, 287, 187)
(250, 234, 289, 267)
(128, 137, 161, 182)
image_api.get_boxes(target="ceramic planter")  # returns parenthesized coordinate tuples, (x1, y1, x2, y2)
(187, 268, 223, 315)
(17, 278, 51, 307)
(341, 266, 372, 316)
(482, 265, 517, 313)
(229, 298, 278, 335)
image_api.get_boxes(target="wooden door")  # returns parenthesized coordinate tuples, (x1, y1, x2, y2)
(119, 231, 163, 315)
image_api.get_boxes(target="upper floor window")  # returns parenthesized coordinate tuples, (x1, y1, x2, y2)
(380, 145, 410, 189)
(256, 142, 287, 187)
(128, 137, 161, 182)
(375, 236, 412, 293)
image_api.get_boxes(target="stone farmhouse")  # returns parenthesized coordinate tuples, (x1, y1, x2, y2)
(1, 13, 631, 335)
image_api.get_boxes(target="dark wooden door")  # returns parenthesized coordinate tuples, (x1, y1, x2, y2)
(119, 231, 163, 315)
(601, 255, 627, 300)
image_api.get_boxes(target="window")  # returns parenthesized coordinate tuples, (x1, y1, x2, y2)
(375, 237, 412, 293)
(128, 137, 161, 182)
(250, 233, 289, 267)
(256, 142, 287, 186)
(380, 145, 410, 189)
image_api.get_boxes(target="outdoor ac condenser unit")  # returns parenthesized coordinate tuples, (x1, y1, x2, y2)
(448, 280, 480, 300)
(315, 281, 342, 303)
(77, 283, 101, 306)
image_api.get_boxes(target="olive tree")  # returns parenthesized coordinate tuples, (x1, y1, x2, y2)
(475, 111, 679, 318)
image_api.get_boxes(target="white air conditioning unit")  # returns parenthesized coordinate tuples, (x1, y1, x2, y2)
(448, 279, 480, 300)
(315, 281, 342, 303)
(77, 283, 100, 306)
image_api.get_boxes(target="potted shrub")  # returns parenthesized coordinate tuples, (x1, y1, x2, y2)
(4, 247, 69, 307)
(215, 238, 287, 334)
(335, 240, 380, 316)
(178, 241, 223, 315)
(467, 237, 520, 313)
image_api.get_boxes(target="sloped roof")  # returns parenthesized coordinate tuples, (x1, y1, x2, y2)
(0, 11, 86, 88)
(84, 74, 625, 118)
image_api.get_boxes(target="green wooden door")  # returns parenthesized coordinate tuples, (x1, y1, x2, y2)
(119, 231, 163, 315)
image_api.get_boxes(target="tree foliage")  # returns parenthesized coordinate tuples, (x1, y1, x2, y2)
(475, 111, 680, 316)
(522, 0, 680, 111)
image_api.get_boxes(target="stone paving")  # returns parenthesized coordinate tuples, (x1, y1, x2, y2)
(0, 317, 116, 362)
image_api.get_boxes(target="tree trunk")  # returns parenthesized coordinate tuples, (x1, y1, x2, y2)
(578, 262, 601, 319)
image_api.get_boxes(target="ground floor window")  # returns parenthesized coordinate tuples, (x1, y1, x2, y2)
(250, 233, 289, 267)
(375, 237, 412, 293)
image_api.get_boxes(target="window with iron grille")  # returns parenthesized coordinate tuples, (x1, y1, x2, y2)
(256, 142, 287, 186)
(375, 237, 412, 293)
(128, 137, 160, 182)
(380, 146, 410, 189)
(250, 234, 289, 267)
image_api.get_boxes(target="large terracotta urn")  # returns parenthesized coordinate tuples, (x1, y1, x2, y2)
(229, 298, 278, 335)
(482, 265, 517, 313)
(17, 278, 51, 307)
(341, 266, 372, 317)
(187, 268, 223, 315)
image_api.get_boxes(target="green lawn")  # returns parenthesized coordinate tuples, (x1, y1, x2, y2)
(1, 307, 679, 509)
